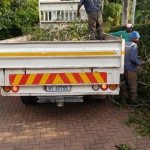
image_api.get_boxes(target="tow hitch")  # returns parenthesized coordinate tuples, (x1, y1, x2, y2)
(38, 96, 83, 107)
(56, 96, 64, 107)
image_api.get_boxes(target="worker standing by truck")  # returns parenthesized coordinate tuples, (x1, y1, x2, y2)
(77, 0, 104, 40)
(110, 24, 133, 42)
(121, 31, 144, 104)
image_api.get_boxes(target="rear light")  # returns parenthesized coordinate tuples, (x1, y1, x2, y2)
(100, 84, 108, 91)
(92, 85, 100, 91)
(109, 84, 118, 90)
(3, 86, 12, 92)
(12, 86, 19, 92)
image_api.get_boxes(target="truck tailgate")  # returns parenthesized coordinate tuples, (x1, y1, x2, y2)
(0, 41, 124, 69)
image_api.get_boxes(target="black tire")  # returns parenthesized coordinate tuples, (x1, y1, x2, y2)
(20, 96, 38, 105)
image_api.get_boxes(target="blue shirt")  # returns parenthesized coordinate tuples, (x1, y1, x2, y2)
(125, 42, 142, 71)
(80, 0, 101, 14)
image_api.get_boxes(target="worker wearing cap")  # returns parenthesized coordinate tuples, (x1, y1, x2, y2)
(110, 24, 133, 42)
(120, 31, 144, 104)
(77, 0, 104, 40)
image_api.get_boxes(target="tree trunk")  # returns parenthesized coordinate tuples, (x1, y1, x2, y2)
(131, 0, 136, 24)
(122, 0, 125, 25)
(122, 0, 130, 25)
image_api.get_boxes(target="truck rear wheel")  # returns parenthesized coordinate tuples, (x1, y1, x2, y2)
(20, 96, 38, 105)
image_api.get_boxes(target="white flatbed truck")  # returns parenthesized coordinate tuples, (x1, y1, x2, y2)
(0, 35, 125, 105)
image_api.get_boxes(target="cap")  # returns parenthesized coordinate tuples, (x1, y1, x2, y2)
(130, 31, 140, 39)
(126, 24, 133, 28)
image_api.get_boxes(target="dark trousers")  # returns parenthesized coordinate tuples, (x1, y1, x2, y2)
(120, 70, 137, 103)
(88, 12, 104, 40)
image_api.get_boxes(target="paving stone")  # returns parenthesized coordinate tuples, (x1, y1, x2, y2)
(0, 96, 149, 150)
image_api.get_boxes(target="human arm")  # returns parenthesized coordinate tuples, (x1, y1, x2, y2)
(109, 31, 124, 37)
(77, 0, 84, 18)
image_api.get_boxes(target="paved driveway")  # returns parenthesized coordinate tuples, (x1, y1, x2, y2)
(0, 96, 149, 150)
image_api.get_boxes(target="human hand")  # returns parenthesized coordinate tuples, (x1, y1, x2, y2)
(142, 61, 146, 64)
(137, 66, 143, 72)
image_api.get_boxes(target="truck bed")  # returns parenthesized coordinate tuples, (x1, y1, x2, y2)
(0, 34, 124, 69)
(0, 34, 125, 97)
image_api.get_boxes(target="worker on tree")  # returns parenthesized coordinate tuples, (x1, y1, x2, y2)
(110, 24, 133, 42)
(77, 0, 104, 40)
(120, 31, 145, 104)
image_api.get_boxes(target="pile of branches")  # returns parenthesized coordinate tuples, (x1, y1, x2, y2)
(31, 23, 89, 41)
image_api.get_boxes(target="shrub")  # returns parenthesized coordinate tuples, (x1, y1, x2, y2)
(0, 0, 38, 40)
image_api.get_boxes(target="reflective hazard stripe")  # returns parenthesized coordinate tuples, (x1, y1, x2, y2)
(9, 72, 107, 86)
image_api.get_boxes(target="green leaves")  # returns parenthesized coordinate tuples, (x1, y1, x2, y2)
(31, 23, 89, 41)
(115, 144, 136, 150)
(136, 0, 150, 24)
(103, 0, 122, 31)
(0, 0, 38, 39)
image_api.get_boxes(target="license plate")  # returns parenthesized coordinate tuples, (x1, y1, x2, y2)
(46, 85, 71, 92)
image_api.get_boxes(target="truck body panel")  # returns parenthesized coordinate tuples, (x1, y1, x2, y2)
(0, 35, 125, 97)
(0, 41, 123, 68)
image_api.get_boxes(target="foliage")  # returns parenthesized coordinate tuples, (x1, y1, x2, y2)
(0, 0, 38, 40)
(136, 0, 150, 24)
(106, 0, 150, 24)
(125, 111, 150, 137)
(110, 24, 150, 136)
(0, 0, 123, 39)
(107, 0, 121, 4)
(31, 23, 89, 41)
(103, 0, 122, 31)
(115, 144, 136, 150)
